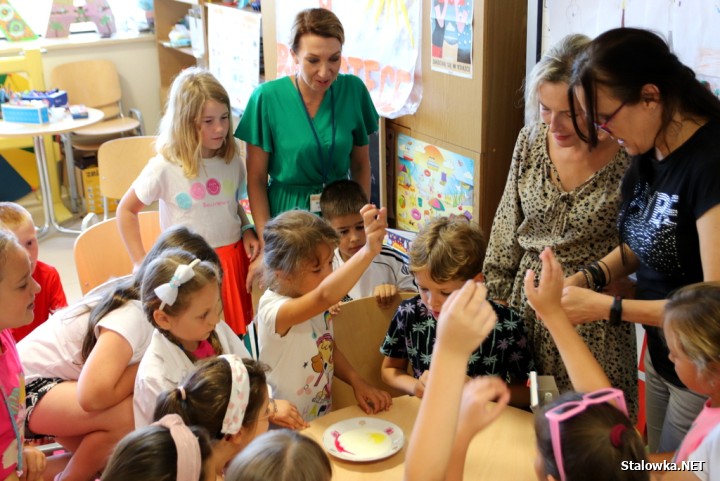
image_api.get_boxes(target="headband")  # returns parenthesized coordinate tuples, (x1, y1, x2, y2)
(219, 354, 251, 435)
(610, 424, 627, 448)
(155, 259, 201, 310)
(152, 414, 201, 481)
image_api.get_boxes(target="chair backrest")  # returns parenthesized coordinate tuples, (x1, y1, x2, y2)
(331, 292, 417, 410)
(50, 60, 123, 118)
(98, 136, 157, 200)
(74, 211, 161, 295)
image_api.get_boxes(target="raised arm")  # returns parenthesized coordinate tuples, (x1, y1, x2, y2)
(405, 281, 501, 481)
(274, 205, 386, 334)
(526, 247, 611, 393)
(117, 188, 149, 267)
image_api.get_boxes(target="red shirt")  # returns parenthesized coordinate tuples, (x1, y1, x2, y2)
(12, 260, 68, 342)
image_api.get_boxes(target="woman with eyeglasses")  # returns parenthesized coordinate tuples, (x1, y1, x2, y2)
(562, 28, 720, 455)
(483, 34, 636, 418)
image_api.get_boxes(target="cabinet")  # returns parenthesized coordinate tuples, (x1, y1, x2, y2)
(154, 0, 206, 103)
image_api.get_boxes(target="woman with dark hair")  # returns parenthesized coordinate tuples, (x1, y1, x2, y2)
(562, 27, 720, 453)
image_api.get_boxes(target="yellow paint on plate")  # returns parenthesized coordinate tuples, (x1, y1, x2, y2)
(338, 428, 391, 458)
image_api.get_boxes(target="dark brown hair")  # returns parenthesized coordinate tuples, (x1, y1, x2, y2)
(153, 357, 269, 439)
(319, 179, 368, 220)
(290, 8, 344, 53)
(535, 392, 648, 481)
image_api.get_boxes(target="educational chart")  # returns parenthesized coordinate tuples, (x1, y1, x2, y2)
(430, 0, 474, 78)
(395, 133, 474, 232)
(544, 0, 720, 98)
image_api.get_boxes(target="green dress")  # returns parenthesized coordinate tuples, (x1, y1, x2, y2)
(235, 74, 379, 216)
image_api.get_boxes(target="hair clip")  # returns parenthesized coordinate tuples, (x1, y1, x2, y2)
(155, 259, 201, 310)
(610, 424, 627, 448)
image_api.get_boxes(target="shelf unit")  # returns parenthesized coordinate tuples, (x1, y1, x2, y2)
(154, 0, 206, 104)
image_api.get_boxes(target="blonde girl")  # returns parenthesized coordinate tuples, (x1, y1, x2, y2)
(118, 68, 259, 336)
(225, 430, 331, 481)
(0, 229, 44, 481)
(154, 355, 271, 478)
(257, 207, 391, 421)
(101, 414, 214, 481)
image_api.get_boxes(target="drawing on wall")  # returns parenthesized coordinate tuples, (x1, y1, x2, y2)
(46, 0, 115, 38)
(430, 0, 473, 78)
(0, 0, 37, 41)
(395, 133, 474, 232)
(545, 0, 720, 98)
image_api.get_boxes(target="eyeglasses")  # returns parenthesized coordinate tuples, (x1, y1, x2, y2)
(594, 101, 627, 136)
(545, 388, 628, 481)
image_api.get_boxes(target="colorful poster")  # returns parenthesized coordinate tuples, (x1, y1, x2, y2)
(395, 133, 474, 232)
(274, 0, 422, 119)
(46, 0, 115, 38)
(430, 0, 473, 78)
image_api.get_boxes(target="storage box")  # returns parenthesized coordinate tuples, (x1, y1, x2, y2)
(1, 103, 49, 124)
(20, 90, 68, 108)
(385, 228, 416, 255)
(74, 166, 119, 214)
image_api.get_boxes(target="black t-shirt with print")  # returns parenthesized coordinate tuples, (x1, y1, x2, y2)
(620, 120, 720, 387)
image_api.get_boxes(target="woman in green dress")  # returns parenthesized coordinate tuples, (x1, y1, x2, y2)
(235, 8, 379, 245)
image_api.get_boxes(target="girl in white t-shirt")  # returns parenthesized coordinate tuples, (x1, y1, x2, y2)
(118, 68, 259, 336)
(18, 225, 221, 481)
(257, 207, 392, 421)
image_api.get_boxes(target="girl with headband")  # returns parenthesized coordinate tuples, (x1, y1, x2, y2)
(101, 414, 214, 481)
(154, 355, 272, 478)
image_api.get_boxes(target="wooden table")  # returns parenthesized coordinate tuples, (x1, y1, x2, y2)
(0, 108, 103, 236)
(304, 396, 537, 481)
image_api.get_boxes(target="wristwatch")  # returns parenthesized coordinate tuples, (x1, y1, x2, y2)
(610, 296, 622, 326)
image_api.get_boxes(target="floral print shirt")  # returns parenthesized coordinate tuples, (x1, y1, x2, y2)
(380, 295, 533, 383)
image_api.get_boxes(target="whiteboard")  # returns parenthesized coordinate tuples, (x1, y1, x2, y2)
(538, 0, 720, 97)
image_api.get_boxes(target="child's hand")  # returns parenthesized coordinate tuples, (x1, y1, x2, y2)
(245, 254, 264, 293)
(270, 399, 309, 430)
(352, 378, 393, 414)
(374, 283, 398, 309)
(524, 247, 565, 322)
(327, 301, 343, 317)
(413, 370, 430, 398)
(360, 204, 387, 256)
(242, 228, 261, 263)
(20, 445, 46, 481)
(456, 376, 510, 440)
(436, 281, 497, 357)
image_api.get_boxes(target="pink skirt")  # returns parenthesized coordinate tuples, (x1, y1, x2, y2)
(215, 240, 253, 335)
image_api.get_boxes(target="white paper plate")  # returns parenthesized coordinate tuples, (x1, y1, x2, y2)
(322, 417, 404, 462)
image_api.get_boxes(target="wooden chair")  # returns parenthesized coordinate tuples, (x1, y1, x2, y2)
(97, 135, 156, 219)
(50, 60, 144, 155)
(74, 210, 161, 295)
(331, 292, 417, 410)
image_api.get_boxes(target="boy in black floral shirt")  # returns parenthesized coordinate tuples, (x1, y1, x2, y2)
(380, 216, 533, 407)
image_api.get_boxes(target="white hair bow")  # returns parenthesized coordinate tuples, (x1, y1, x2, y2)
(155, 259, 201, 311)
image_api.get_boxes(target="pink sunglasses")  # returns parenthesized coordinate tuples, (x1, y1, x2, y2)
(545, 388, 628, 481)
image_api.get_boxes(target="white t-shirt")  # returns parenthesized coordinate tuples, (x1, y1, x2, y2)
(18, 299, 149, 383)
(689, 423, 720, 481)
(132, 151, 246, 248)
(133, 321, 250, 428)
(257, 290, 334, 421)
(332, 245, 417, 301)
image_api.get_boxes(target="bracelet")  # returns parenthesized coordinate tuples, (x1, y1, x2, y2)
(241, 223, 256, 234)
(597, 259, 611, 285)
(610, 296, 622, 326)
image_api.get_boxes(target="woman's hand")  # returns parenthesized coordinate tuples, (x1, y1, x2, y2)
(270, 399, 309, 430)
(242, 228, 261, 263)
(561, 286, 612, 325)
(352, 378, 393, 414)
(564, 271, 588, 288)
